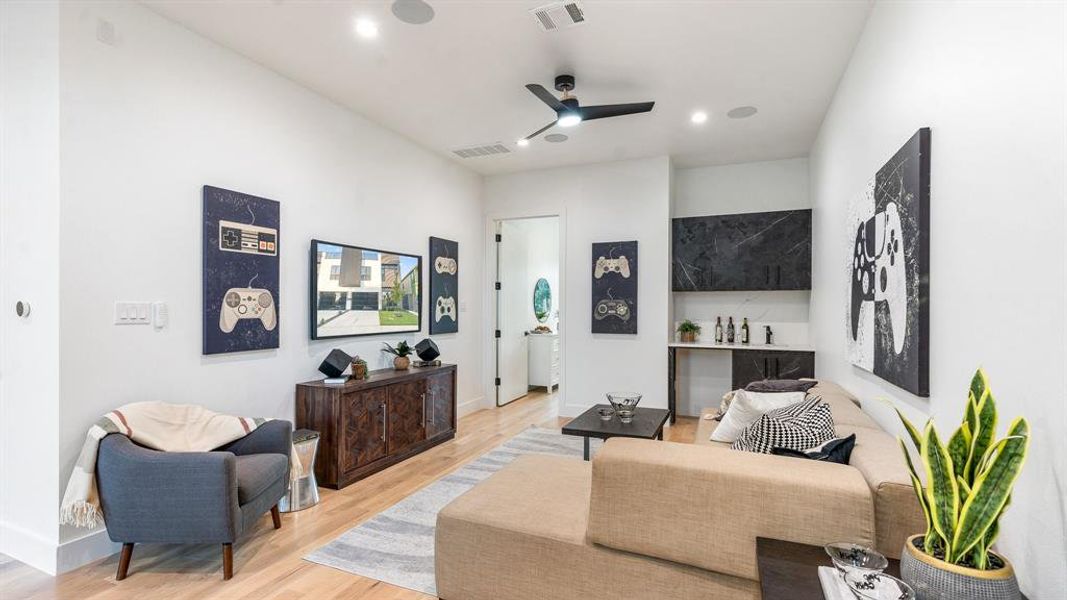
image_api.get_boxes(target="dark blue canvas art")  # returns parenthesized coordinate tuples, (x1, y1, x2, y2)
(202, 185, 280, 355)
(592, 240, 637, 334)
(429, 236, 458, 334)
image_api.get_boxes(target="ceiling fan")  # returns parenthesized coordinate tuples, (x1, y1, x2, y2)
(521, 74, 655, 142)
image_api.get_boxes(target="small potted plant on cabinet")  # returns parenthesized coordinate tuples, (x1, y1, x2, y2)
(896, 368, 1029, 600)
(677, 320, 701, 343)
(382, 341, 414, 371)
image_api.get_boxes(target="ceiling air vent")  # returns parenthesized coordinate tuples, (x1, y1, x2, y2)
(451, 142, 512, 159)
(530, 1, 586, 32)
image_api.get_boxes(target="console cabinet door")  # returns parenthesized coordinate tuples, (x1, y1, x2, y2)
(774, 351, 815, 381)
(425, 371, 454, 438)
(386, 380, 427, 455)
(731, 350, 775, 389)
(342, 389, 387, 472)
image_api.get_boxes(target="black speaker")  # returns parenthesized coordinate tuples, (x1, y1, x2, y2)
(415, 338, 440, 362)
(318, 348, 352, 379)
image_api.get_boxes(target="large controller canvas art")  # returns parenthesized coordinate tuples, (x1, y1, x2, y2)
(429, 236, 458, 334)
(203, 185, 280, 355)
(847, 129, 930, 396)
(592, 240, 637, 334)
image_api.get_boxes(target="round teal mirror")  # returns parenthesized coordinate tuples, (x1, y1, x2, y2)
(533, 278, 552, 323)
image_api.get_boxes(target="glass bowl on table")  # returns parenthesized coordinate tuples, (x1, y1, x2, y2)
(824, 542, 889, 575)
(605, 392, 642, 423)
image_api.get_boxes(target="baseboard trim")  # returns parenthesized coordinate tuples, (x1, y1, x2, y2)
(457, 395, 486, 417)
(57, 527, 118, 574)
(0, 520, 58, 575)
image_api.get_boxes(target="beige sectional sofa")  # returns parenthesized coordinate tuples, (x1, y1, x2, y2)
(435, 381, 924, 600)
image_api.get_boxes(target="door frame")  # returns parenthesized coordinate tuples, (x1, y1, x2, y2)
(483, 210, 566, 411)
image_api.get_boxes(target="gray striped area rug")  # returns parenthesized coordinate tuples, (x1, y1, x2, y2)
(304, 427, 600, 595)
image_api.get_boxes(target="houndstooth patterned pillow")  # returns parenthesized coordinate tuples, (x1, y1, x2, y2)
(731, 396, 836, 454)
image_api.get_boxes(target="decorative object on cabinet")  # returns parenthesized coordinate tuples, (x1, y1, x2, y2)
(592, 240, 637, 334)
(202, 185, 280, 355)
(672, 209, 811, 292)
(533, 278, 552, 323)
(429, 237, 459, 334)
(350, 356, 368, 380)
(382, 341, 414, 370)
(896, 368, 1027, 600)
(414, 338, 442, 367)
(677, 319, 701, 343)
(309, 239, 421, 339)
(847, 128, 930, 397)
(319, 348, 353, 379)
(295, 364, 457, 489)
(528, 332, 559, 391)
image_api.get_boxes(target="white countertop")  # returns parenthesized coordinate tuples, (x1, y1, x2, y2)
(668, 341, 815, 352)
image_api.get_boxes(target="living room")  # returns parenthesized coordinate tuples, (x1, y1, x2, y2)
(1, 1, 1063, 599)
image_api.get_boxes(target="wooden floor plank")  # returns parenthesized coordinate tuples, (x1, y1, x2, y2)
(7, 391, 698, 599)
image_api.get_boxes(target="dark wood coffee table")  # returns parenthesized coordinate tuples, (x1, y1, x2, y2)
(562, 404, 670, 460)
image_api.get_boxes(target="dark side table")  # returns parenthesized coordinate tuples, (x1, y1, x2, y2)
(562, 405, 670, 460)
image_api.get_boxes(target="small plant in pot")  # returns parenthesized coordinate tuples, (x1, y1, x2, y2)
(382, 341, 414, 370)
(677, 320, 701, 343)
(896, 368, 1029, 600)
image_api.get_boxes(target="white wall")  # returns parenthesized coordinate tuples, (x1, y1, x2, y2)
(0, 0, 63, 574)
(809, 3, 1065, 598)
(485, 157, 671, 417)
(47, 0, 484, 568)
(510, 217, 560, 332)
(671, 158, 811, 415)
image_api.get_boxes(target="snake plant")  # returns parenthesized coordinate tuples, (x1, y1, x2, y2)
(896, 368, 1030, 569)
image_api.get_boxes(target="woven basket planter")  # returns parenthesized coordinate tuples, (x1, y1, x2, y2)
(901, 535, 1021, 600)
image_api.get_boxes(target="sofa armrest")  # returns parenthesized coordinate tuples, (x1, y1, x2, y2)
(587, 438, 875, 581)
(97, 434, 240, 544)
(218, 419, 292, 458)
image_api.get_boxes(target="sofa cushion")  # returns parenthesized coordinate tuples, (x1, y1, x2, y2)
(710, 390, 806, 443)
(235, 453, 288, 505)
(746, 379, 819, 393)
(771, 433, 857, 464)
(731, 397, 836, 454)
(436, 454, 758, 600)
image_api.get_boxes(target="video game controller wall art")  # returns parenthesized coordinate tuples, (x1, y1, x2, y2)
(847, 128, 930, 397)
(591, 241, 637, 334)
(429, 237, 459, 334)
(202, 186, 280, 355)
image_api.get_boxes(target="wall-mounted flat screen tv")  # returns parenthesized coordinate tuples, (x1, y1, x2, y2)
(310, 239, 422, 339)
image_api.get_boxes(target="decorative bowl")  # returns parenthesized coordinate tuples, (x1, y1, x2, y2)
(606, 392, 642, 423)
(824, 542, 888, 574)
(844, 570, 916, 600)
(596, 406, 615, 421)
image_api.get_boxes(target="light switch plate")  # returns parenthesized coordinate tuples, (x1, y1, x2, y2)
(114, 301, 152, 325)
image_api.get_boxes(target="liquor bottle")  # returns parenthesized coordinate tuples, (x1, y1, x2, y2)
(741, 318, 750, 344)
(726, 317, 736, 344)
(714, 316, 724, 343)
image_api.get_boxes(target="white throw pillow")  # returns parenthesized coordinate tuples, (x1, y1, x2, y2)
(710, 390, 806, 443)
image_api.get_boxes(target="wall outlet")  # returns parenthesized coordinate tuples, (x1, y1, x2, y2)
(114, 302, 151, 325)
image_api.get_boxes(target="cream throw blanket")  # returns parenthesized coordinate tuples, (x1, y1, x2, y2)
(60, 401, 268, 528)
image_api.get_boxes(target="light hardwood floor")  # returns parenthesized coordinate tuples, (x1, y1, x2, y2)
(5, 391, 697, 600)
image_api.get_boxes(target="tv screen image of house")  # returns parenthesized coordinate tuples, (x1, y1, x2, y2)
(310, 239, 422, 339)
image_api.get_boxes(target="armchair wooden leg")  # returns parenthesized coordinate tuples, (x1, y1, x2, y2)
(116, 543, 134, 581)
(222, 543, 233, 580)
(271, 504, 281, 529)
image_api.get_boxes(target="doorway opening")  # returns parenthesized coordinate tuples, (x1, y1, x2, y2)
(493, 216, 561, 408)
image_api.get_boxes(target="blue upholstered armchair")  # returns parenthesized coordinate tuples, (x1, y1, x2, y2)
(96, 419, 292, 580)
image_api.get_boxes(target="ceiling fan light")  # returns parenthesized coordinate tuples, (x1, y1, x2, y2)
(516, 138, 530, 147)
(557, 112, 582, 128)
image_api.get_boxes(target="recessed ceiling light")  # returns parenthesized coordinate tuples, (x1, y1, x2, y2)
(727, 106, 758, 119)
(516, 138, 529, 147)
(690, 111, 708, 124)
(354, 18, 379, 39)
(392, 0, 435, 25)
(544, 133, 568, 143)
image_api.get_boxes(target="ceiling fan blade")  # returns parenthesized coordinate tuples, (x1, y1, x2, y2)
(524, 121, 558, 140)
(580, 102, 655, 122)
(526, 84, 566, 112)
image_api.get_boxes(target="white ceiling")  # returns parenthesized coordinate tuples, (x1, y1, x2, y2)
(144, 0, 872, 175)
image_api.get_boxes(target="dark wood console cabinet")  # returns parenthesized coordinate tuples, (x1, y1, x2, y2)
(731, 349, 815, 389)
(296, 364, 456, 489)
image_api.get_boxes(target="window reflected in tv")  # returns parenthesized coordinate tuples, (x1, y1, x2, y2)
(310, 240, 422, 339)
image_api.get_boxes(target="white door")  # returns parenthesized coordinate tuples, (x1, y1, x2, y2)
(496, 220, 529, 405)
